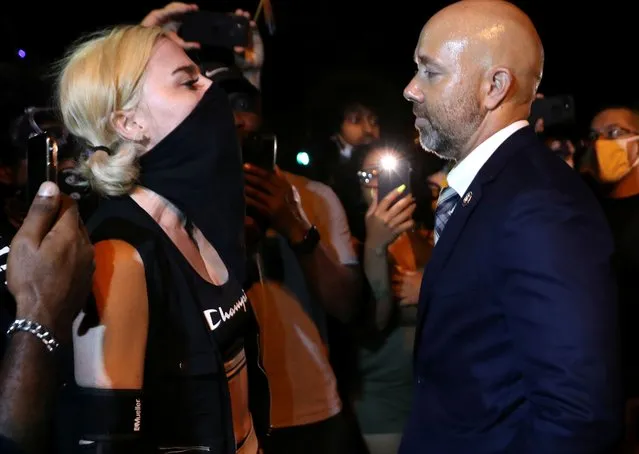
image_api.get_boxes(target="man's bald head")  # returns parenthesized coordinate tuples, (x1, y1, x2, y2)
(426, 0, 543, 102)
(405, 0, 544, 160)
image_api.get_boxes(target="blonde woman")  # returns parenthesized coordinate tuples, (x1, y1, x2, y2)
(56, 23, 258, 453)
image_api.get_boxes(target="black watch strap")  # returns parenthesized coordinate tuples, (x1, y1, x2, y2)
(289, 225, 320, 254)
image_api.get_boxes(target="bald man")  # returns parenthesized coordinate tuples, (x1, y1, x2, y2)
(401, 2, 621, 453)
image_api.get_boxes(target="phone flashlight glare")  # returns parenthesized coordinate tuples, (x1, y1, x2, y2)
(380, 154, 398, 171)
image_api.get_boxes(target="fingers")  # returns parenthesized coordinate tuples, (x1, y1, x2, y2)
(393, 219, 415, 236)
(245, 193, 270, 215)
(387, 202, 416, 229)
(385, 196, 415, 224)
(244, 163, 270, 178)
(45, 195, 82, 243)
(14, 182, 61, 248)
(244, 166, 281, 195)
(245, 175, 278, 197)
(142, 2, 198, 27)
(377, 185, 404, 212)
(245, 186, 272, 208)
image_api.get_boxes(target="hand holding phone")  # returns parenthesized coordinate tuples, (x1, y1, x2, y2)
(366, 184, 416, 250)
(529, 94, 575, 129)
(377, 154, 412, 204)
(242, 133, 277, 171)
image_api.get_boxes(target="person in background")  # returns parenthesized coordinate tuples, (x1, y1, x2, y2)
(402, 1, 620, 452)
(587, 105, 639, 435)
(203, 22, 364, 452)
(0, 182, 94, 454)
(353, 145, 432, 454)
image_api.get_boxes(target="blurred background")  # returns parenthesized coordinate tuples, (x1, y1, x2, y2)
(1, 0, 635, 151)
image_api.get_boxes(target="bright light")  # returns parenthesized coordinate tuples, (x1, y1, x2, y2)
(17, 49, 26, 59)
(380, 154, 397, 171)
(296, 151, 310, 166)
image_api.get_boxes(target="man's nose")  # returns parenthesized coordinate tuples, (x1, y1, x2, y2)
(404, 79, 423, 103)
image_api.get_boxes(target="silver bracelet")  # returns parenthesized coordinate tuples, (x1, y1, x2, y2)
(6, 319, 60, 353)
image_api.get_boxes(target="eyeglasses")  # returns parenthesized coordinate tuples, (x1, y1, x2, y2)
(589, 126, 639, 141)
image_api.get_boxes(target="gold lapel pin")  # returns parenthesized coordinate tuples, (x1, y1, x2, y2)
(462, 191, 473, 207)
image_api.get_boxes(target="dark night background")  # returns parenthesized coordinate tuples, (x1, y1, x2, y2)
(1, 0, 636, 155)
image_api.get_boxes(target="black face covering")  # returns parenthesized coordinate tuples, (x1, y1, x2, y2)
(138, 83, 246, 283)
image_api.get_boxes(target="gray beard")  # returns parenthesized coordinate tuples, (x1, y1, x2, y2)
(417, 123, 459, 161)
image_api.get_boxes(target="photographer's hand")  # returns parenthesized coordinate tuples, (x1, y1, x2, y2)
(141, 2, 201, 50)
(244, 164, 310, 244)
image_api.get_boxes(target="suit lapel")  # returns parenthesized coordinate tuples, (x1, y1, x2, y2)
(415, 126, 538, 344)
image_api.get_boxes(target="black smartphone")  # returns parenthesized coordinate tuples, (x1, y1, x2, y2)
(530, 95, 575, 128)
(243, 133, 277, 171)
(179, 11, 250, 49)
(25, 133, 58, 204)
(377, 157, 412, 204)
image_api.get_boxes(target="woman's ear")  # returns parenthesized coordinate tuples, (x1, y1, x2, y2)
(111, 110, 146, 142)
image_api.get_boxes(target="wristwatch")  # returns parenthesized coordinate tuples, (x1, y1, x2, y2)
(289, 225, 320, 255)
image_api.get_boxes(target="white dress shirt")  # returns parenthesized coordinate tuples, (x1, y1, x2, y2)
(446, 120, 529, 199)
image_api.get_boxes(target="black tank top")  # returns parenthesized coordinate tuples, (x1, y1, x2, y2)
(175, 225, 249, 359)
(81, 196, 252, 452)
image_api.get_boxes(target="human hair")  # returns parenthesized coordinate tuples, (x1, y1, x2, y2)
(55, 25, 166, 196)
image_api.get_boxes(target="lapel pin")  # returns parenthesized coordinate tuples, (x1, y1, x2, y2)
(462, 191, 473, 207)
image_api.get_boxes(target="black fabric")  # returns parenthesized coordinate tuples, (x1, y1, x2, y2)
(183, 251, 249, 359)
(74, 388, 144, 440)
(601, 194, 639, 399)
(0, 435, 24, 454)
(57, 197, 244, 453)
(138, 83, 246, 284)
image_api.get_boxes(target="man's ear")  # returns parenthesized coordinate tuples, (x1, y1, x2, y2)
(111, 110, 145, 142)
(481, 67, 513, 111)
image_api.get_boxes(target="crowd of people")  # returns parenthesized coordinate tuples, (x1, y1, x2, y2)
(0, 1, 636, 454)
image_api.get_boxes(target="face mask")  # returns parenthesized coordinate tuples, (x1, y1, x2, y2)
(138, 84, 246, 283)
(595, 135, 639, 183)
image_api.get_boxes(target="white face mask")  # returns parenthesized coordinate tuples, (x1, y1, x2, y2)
(595, 135, 639, 183)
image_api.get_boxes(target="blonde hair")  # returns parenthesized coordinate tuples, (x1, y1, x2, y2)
(56, 25, 166, 196)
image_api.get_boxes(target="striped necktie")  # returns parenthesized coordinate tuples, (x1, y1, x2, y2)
(434, 186, 460, 245)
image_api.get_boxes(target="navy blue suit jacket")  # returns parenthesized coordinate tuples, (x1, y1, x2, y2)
(400, 127, 622, 454)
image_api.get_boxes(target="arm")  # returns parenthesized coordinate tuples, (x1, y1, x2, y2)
(0, 184, 94, 453)
(245, 165, 360, 321)
(500, 190, 622, 453)
(0, 325, 58, 454)
(363, 188, 416, 331)
(363, 242, 393, 330)
(287, 181, 362, 322)
(74, 239, 148, 389)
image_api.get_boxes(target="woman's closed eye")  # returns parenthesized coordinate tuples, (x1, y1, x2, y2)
(183, 77, 200, 89)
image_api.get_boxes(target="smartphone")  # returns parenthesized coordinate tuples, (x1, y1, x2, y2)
(243, 133, 277, 171)
(530, 95, 575, 128)
(378, 158, 412, 204)
(179, 11, 250, 49)
(25, 132, 58, 204)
